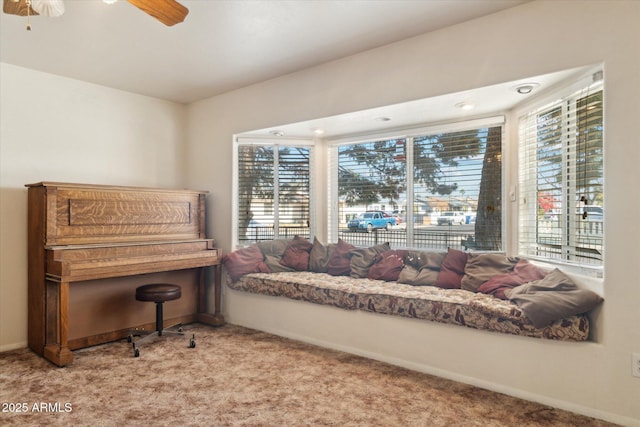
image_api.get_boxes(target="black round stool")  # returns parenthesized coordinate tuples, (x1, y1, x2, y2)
(128, 283, 195, 357)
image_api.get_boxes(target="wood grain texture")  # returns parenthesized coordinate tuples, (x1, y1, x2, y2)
(127, 0, 188, 26)
(2, 0, 38, 16)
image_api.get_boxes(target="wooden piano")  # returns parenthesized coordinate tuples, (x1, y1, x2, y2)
(26, 182, 224, 367)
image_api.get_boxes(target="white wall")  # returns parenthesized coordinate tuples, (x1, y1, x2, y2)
(0, 63, 187, 350)
(186, 1, 640, 425)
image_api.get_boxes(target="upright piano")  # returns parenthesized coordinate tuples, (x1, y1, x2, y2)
(26, 182, 224, 366)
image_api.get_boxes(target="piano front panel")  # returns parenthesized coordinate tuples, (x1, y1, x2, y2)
(45, 185, 207, 246)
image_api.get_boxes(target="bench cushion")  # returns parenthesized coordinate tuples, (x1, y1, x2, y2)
(228, 271, 590, 341)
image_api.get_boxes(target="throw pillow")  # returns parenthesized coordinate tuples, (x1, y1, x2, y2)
(349, 242, 390, 278)
(461, 253, 519, 292)
(280, 236, 313, 271)
(404, 250, 446, 271)
(368, 250, 408, 281)
(257, 239, 295, 272)
(477, 259, 547, 299)
(397, 265, 439, 286)
(326, 239, 356, 276)
(505, 268, 604, 328)
(397, 250, 445, 286)
(222, 244, 269, 282)
(434, 248, 468, 289)
(308, 237, 337, 273)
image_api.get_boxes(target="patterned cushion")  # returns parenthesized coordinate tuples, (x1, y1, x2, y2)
(228, 271, 590, 341)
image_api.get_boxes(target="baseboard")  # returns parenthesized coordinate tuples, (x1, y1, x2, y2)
(0, 341, 28, 353)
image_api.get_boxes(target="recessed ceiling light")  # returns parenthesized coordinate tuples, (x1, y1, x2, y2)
(455, 102, 475, 110)
(514, 83, 540, 94)
(270, 130, 285, 137)
(312, 128, 325, 135)
(375, 117, 391, 122)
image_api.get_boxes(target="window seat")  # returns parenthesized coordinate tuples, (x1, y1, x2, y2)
(227, 271, 590, 341)
(223, 238, 603, 342)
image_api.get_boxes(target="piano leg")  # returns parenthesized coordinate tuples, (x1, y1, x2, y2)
(43, 280, 74, 367)
(197, 264, 225, 326)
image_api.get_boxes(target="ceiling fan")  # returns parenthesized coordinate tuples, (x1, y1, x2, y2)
(3, 0, 189, 29)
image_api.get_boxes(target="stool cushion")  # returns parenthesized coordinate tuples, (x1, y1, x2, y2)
(136, 283, 182, 303)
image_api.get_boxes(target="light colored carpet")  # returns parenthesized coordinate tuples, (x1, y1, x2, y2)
(0, 324, 616, 426)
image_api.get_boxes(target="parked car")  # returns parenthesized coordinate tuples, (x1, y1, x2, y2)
(437, 211, 466, 226)
(348, 211, 396, 232)
(385, 211, 403, 225)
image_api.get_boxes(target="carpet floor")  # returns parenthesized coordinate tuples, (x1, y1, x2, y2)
(0, 323, 616, 426)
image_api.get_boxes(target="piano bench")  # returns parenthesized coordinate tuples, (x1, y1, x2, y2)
(128, 283, 196, 357)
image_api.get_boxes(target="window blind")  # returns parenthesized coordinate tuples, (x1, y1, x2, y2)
(237, 143, 312, 243)
(330, 121, 503, 251)
(518, 75, 604, 267)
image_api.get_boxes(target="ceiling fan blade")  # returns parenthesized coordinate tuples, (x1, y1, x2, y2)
(3, 0, 39, 16)
(127, 0, 188, 26)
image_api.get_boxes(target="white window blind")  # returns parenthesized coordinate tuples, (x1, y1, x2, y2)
(329, 120, 503, 251)
(518, 73, 604, 268)
(236, 143, 312, 244)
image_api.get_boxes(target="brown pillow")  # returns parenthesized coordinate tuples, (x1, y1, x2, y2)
(327, 239, 356, 276)
(257, 239, 295, 272)
(222, 244, 269, 282)
(257, 239, 291, 257)
(308, 237, 336, 273)
(435, 248, 468, 289)
(397, 251, 445, 286)
(368, 250, 408, 282)
(405, 250, 446, 270)
(349, 242, 390, 278)
(398, 265, 439, 286)
(505, 268, 604, 328)
(280, 236, 313, 271)
(461, 253, 519, 292)
(477, 259, 547, 299)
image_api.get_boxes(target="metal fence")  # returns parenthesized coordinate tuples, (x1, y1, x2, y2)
(338, 228, 471, 251)
(240, 226, 310, 244)
(241, 225, 472, 251)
